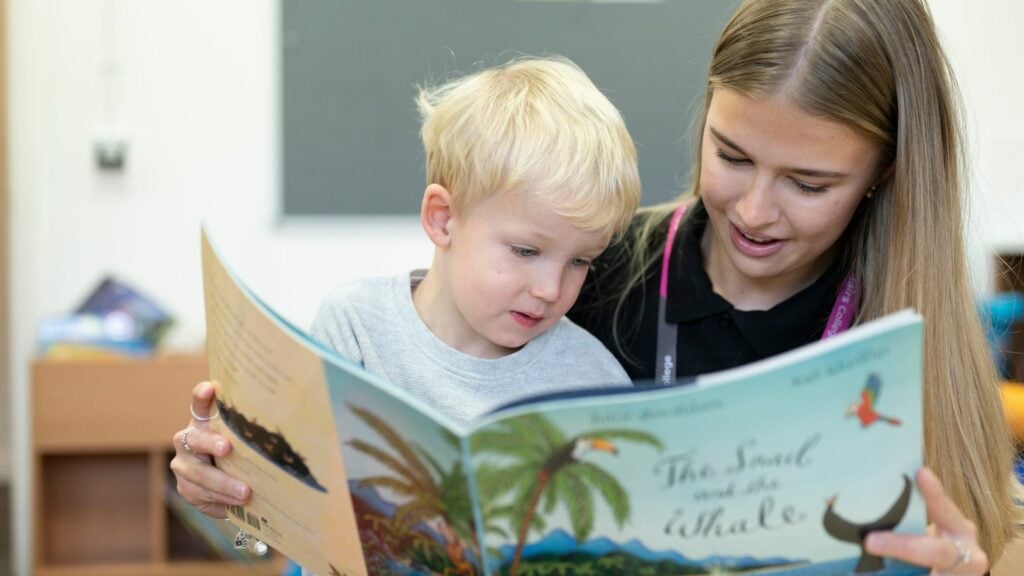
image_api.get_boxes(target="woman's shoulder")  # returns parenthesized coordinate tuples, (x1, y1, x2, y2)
(599, 206, 677, 272)
(569, 206, 677, 330)
(595, 202, 698, 283)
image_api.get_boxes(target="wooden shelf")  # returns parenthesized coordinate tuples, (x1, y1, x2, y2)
(31, 356, 283, 576)
(36, 561, 282, 576)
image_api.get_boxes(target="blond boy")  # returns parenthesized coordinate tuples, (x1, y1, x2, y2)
(311, 57, 640, 425)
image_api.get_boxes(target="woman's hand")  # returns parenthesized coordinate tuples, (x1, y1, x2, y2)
(169, 381, 252, 519)
(865, 467, 988, 575)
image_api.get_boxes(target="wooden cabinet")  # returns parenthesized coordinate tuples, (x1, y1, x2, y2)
(31, 356, 283, 576)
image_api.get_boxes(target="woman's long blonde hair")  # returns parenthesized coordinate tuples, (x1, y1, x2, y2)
(615, 0, 1022, 559)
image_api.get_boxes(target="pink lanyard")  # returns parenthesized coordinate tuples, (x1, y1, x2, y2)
(655, 203, 860, 384)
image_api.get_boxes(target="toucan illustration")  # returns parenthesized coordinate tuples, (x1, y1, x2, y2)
(563, 437, 619, 465)
(846, 373, 902, 428)
(823, 474, 913, 573)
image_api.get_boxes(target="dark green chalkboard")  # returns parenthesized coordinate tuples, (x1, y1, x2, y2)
(282, 0, 739, 215)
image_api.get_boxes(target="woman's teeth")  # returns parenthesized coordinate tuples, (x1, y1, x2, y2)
(741, 231, 774, 244)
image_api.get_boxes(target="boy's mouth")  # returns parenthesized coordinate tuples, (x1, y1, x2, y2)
(511, 310, 542, 328)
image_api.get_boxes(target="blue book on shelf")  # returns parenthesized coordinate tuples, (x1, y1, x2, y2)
(76, 276, 174, 345)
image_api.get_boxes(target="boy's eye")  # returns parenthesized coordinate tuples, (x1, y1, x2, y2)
(716, 149, 750, 165)
(510, 245, 538, 258)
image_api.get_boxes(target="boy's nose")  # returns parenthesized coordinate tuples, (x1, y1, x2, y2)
(530, 270, 562, 303)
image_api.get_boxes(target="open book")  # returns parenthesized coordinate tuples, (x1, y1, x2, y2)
(201, 226, 928, 576)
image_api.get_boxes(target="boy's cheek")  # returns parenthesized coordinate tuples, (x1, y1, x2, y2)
(562, 275, 589, 307)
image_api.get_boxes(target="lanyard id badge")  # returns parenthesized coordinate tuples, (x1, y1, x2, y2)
(653, 203, 860, 385)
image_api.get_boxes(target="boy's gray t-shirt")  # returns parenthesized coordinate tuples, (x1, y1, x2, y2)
(310, 271, 631, 426)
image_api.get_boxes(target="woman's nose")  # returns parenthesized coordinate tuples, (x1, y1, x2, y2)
(734, 174, 781, 230)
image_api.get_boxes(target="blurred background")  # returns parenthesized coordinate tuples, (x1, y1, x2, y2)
(3, 1, 1024, 575)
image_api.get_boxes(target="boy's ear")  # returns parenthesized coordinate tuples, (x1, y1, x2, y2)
(421, 184, 454, 248)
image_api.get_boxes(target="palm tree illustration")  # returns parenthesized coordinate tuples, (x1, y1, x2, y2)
(345, 404, 488, 570)
(471, 413, 663, 576)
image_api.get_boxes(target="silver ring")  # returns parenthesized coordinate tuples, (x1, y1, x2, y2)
(181, 426, 194, 453)
(190, 402, 220, 422)
(949, 538, 971, 571)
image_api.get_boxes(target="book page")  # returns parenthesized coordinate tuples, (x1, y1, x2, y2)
(202, 229, 366, 576)
(324, 370, 484, 575)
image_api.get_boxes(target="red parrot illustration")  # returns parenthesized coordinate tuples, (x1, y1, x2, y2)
(846, 373, 902, 428)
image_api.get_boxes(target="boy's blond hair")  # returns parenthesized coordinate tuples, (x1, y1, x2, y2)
(416, 56, 640, 237)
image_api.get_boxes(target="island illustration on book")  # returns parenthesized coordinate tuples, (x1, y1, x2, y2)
(200, 226, 930, 576)
(216, 399, 327, 493)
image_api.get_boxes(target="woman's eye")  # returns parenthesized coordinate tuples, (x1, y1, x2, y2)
(792, 179, 830, 194)
(571, 258, 592, 268)
(510, 246, 538, 258)
(716, 150, 750, 165)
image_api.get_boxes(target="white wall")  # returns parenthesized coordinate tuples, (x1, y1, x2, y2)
(6, 2, 429, 575)
(928, 1, 1024, 289)
(6, 1, 1024, 575)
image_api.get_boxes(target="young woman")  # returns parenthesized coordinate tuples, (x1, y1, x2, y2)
(570, 0, 1022, 572)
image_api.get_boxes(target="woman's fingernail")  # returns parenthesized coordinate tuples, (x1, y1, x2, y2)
(235, 485, 248, 499)
(216, 440, 228, 453)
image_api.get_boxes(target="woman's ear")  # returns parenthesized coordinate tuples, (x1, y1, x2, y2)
(421, 184, 454, 248)
(872, 162, 895, 191)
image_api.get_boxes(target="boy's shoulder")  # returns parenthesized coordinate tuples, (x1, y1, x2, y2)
(311, 273, 415, 345)
(314, 273, 410, 328)
(319, 273, 407, 307)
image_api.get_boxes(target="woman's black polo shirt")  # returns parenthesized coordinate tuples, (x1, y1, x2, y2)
(569, 201, 846, 382)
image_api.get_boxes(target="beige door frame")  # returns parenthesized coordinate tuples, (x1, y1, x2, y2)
(0, 0, 9, 479)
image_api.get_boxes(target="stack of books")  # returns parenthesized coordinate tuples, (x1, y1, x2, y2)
(37, 277, 174, 359)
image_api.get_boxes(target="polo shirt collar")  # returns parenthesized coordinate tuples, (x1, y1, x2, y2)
(664, 202, 730, 323)
(664, 201, 846, 358)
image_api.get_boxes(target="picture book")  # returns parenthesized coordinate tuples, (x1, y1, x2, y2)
(202, 226, 928, 576)
(37, 276, 174, 358)
(75, 276, 174, 345)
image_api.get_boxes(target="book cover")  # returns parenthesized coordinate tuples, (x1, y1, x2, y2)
(75, 276, 174, 345)
(202, 226, 927, 576)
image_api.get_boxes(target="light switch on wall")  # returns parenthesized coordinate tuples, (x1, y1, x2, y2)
(94, 131, 128, 171)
